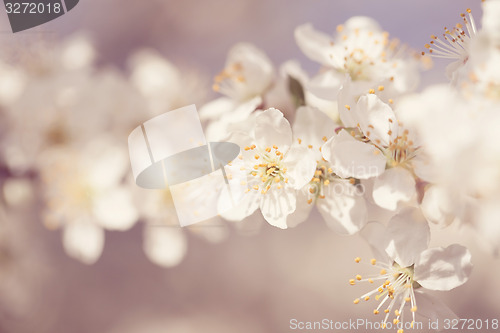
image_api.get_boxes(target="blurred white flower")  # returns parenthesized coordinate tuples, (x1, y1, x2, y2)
(351, 208, 472, 331)
(200, 43, 274, 140)
(222, 108, 316, 229)
(295, 17, 420, 119)
(128, 49, 207, 116)
(39, 138, 138, 264)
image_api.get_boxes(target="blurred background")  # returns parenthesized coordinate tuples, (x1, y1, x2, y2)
(0, 1, 498, 333)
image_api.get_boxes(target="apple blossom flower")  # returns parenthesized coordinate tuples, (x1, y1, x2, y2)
(200, 43, 274, 140)
(322, 93, 422, 211)
(286, 106, 367, 233)
(350, 208, 472, 332)
(222, 108, 316, 229)
(423, 9, 478, 81)
(39, 138, 138, 264)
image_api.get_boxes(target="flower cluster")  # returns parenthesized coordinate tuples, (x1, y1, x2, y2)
(1, 2, 499, 330)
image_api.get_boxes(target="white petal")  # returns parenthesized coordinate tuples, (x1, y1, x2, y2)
(220, 191, 260, 222)
(385, 207, 430, 267)
(198, 97, 234, 121)
(420, 185, 455, 227)
(317, 180, 367, 235)
(93, 187, 139, 231)
(255, 108, 293, 153)
(143, 224, 187, 268)
(304, 70, 343, 101)
(414, 291, 459, 326)
(372, 167, 416, 211)
(343, 16, 382, 33)
(322, 129, 386, 179)
(260, 187, 297, 229)
(414, 244, 473, 291)
(295, 24, 334, 67)
(356, 94, 397, 146)
(285, 188, 313, 228)
(292, 106, 338, 150)
(62, 221, 104, 265)
(360, 222, 392, 263)
(283, 146, 317, 190)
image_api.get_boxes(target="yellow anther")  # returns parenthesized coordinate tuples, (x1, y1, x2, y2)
(405, 297, 411, 302)
(297, 138, 302, 144)
(309, 187, 316, 194)
(373, 310, 379, 315)
(337, 24, 344, 32)
(393, 319, 399, 325)
(378, 287, 384, 293)
(308, 145, 313, 149)
(277, 185, 282, 189)
(282, 167, 287, 173)
(261, 189, 267, 194)
(327, 168, 333, 174)
(345, 104, 351, 110)
(364, 296, 370, 301)
(273, 145, 278, 149)
(378, 85, 385, 91)
(411, 306, 418, 312)
(312, 177, 320, 183)
(251, 171, 257, 176)
(250, 144, 256, 149)
(284, 178, 288, 183)
(322, 136, 328, 142)
(395, 310, 400, 316)
(274, 176, 280, 183)
(244, 146, 250, 151)
(467, 8, 471, 13)
(368, 279, 374, 284)
(349, 279, 356, 285)
(375, 295, 381, 301)
(265, 147, 271, 153)
(261, 176, 268, 182)
(354, 257, 361, 263)
(388, 99, 394, 104)
(370, 258, 376, 265)
(380, 269, 387, 275)
(355, 275, 362, 281)
(252, 185, 259, 190)
(276, 151, 281, 156)
(369, 89, 375, 94)
(353, 298, 360, 304)
(254, 154, 260, 159)
(324, 179, 330, 186)
(397, 330, 404, 333)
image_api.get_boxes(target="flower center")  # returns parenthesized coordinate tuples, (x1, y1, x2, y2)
(423, 8, 477, 63)
(384, 128, 417, 168)
(212, 62, 246, 94)
(244, 144, 288, 194)
(350, 257, 420, 333)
